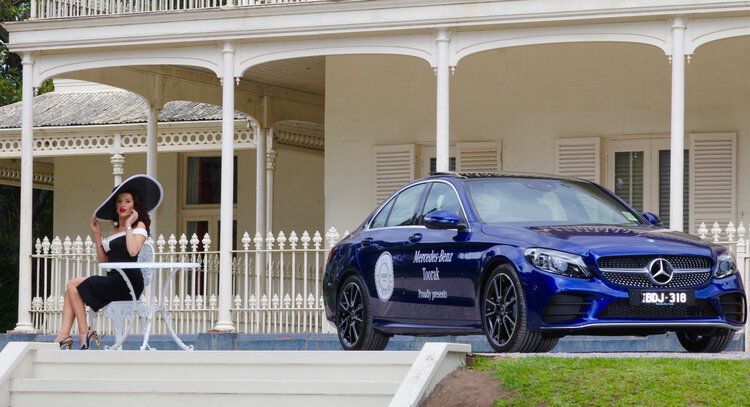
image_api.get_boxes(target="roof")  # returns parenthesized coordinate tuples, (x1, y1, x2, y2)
(0, 91, 248, 129)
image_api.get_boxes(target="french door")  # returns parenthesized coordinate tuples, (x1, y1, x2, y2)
(606, 138, 688, 230)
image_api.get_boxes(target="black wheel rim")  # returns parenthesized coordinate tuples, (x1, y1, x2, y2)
(484, 273, 518, 347)
(337, 281, 364, 347)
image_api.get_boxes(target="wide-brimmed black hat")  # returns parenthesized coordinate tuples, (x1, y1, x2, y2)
(94, 174, 164, 221)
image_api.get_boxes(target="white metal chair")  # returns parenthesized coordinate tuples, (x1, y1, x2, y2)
(88, 242, 199, 350)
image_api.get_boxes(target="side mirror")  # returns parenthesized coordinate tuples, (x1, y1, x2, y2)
(642, 212, 662, 227)
(424, 210, 467, 231)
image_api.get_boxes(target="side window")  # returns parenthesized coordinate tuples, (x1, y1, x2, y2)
(385, 184, 427, 227)
(419, 183, 462, 224)
(370, 199, 395, 229)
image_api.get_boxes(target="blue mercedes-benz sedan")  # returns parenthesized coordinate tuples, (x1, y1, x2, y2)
(323, 173, 747, 353)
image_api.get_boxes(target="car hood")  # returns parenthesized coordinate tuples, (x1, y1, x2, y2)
(480, 224, 714, 258)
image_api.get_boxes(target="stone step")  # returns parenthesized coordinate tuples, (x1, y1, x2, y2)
(32, 350, 418, 380)
(10, 378, 398, 407)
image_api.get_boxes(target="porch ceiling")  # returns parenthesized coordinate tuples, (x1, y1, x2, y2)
(244, 57, 325, 96)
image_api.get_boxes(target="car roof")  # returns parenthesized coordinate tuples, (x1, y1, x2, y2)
(423, 171, 587, 183)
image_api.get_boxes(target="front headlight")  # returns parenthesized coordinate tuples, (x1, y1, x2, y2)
(524, 248, 591, 279)
(716, 252, 738, 279)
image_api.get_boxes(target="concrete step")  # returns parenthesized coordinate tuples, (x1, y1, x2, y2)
(32, 350, 418, 381)
(10, 378, 398, 407)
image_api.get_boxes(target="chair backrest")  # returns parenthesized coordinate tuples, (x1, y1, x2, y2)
(137, 242, 155, 287)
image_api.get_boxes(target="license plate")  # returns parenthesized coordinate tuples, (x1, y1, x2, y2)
(629, 290, 695, 306)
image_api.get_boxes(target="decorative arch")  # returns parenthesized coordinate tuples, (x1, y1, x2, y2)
(33, 45, 221, 87)
(237, 34, 435, 75)
(687, 16, 750, 54)
(452, 21, 671, 66)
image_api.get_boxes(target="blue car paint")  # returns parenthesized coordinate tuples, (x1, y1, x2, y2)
(323, 174, 746, 337)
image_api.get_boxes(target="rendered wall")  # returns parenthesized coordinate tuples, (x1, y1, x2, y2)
(325, 41, 750, 231)
(52, 147, 324, 243)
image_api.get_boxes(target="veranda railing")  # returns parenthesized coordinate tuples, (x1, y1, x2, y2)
(30, 227, 346, 336)
(32, 0, 330, 20)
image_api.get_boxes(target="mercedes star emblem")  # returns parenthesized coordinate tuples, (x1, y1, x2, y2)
(647, 258, 674, 285)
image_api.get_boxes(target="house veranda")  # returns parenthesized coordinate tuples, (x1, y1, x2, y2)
(2, 0, 749, 344)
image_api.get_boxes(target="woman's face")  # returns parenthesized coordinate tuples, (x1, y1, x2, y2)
(115, 193, 135, 219)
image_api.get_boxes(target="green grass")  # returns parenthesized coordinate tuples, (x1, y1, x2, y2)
(473, 356, 750, 407)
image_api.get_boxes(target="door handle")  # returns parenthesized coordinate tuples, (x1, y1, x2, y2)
(361, 237, 374, 247)
(408, 233, 423, 243)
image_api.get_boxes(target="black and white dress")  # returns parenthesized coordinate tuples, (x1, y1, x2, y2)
(76, 228, 147, 312)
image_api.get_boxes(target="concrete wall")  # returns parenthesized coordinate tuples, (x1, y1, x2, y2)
(325, 40, 750, 230)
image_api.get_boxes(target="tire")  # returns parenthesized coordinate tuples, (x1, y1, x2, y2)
(482, 264, 546, 353)
(533, 337, 560, 353)
(676, 329, 734, 353)
(335, 275, 389, 351)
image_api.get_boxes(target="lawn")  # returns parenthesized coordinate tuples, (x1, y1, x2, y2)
(473, 356, 750, 406)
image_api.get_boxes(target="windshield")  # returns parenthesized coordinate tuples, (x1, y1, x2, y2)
(466, 178, 644, 226)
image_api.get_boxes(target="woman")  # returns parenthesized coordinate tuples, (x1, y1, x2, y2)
(53, 174, 163, 350)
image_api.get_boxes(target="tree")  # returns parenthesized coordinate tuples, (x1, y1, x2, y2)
(1, 0, 53, 106)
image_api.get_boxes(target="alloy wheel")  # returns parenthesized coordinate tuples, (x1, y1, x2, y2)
(484, 273, 518, 347)
(337, 281, 364, 347)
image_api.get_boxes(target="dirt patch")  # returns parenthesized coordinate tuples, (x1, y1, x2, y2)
(419, 367, 514, 407)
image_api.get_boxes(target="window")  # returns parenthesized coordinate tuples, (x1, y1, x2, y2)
(371, 199, 395, 229)
(419, 182, 461, 224)
(384, 184, 427, 227)
(185, 156, 237, 204)
(180, 154, 239, 250)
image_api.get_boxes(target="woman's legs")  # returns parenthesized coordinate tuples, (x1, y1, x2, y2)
(65, 277, 91, 343)
(52, 277, 89, 344)
(53, 289, 74, 343)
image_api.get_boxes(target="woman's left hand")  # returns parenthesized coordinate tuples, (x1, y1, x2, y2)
(126, 209, 139, 228)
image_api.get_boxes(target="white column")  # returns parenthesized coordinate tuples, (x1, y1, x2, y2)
(146, 105, 159, 232)
(670, 17, 686, 231)
(111, 153, 125, 186)
(112, 133, 124, 186)
(265, 129, 276, 232)
(256, 123, 266, 237)
(14, 53, 35, 333)
(214, 42, 236, 332)
(435, 29, 451, 172)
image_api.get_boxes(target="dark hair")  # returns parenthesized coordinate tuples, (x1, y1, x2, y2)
(110, 189, 151, 235)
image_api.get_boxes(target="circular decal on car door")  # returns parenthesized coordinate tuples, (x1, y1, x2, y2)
(374, 251, 394, 302)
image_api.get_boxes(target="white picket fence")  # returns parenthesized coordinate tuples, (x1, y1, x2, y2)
(32, 0, 327, 19)
(30, 227, 347, 336)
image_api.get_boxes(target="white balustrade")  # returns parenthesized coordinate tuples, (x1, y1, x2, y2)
(33, 0, 329, 20)
(30, 228, 338, 336)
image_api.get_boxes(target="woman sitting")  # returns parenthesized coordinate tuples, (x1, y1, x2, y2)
(53, 174, 163, 350)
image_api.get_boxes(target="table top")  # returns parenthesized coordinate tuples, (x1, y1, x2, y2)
(98, 262, 201, 269)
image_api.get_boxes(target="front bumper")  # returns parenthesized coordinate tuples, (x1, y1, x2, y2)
(521, 265, 746, 333)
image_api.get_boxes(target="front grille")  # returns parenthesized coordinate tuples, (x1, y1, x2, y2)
(601, 271, 711, 288)
(719, 293, 747, 324)
(598, 255, 712, 270)
(598, 299, 717, 320)
(542, 294, 591, 323)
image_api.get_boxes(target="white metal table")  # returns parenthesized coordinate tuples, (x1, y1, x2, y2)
(98, 261, 200, 350)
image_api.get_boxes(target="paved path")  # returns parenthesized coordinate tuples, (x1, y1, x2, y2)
(476, 352, 750, 359)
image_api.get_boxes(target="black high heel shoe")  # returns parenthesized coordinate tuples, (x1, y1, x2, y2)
(58, 336, 73, 350)
(80, 328, 99, 350)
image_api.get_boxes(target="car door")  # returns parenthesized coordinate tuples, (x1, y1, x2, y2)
(355, 183, 428, 321)
(401, 181, 473, 321)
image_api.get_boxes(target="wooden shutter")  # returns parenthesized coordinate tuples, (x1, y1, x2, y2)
(689, 133, 737, 233)
(456, 141, 501, 173)
(373, 144, 419, 205)
(554, 137, 601, 182)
